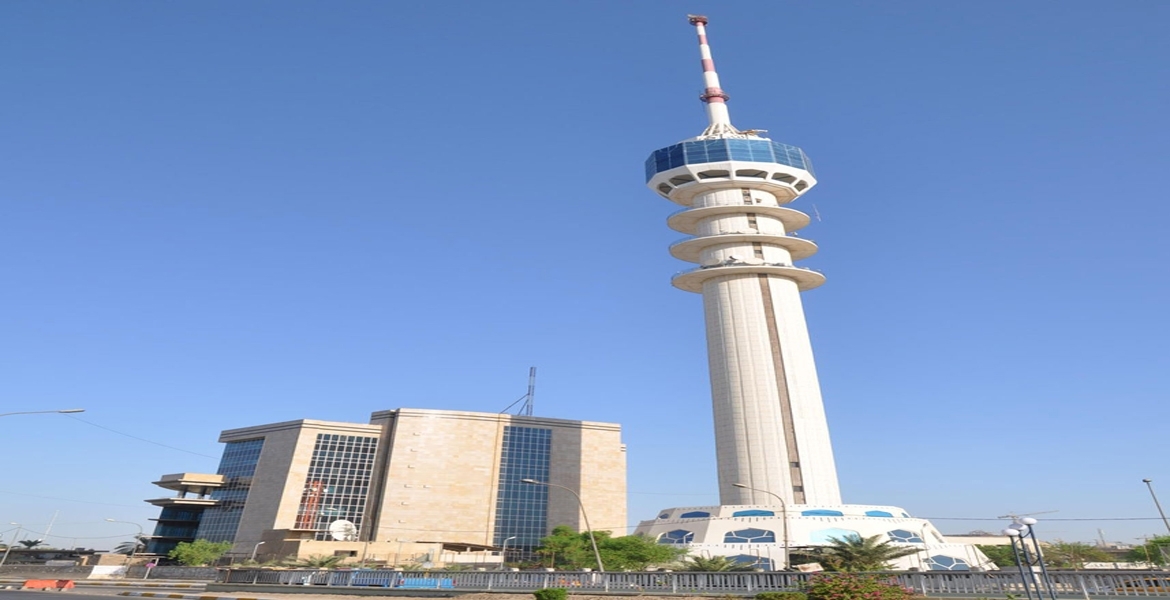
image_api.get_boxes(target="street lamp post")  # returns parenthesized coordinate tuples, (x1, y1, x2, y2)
(250, 541, 266, 562)
(0, 524, 22, 568)
(732, 483, 789, 571)
(106, 519, 144, 576)
(499, 536, 517, 570)
(1142, 479, 1170, 536)
(1003, 517, 1057, 600)
(0, 409, 85, 418)
(521, 478, 605, 572)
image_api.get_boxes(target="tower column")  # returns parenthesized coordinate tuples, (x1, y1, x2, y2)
(646, 14, 840, 510)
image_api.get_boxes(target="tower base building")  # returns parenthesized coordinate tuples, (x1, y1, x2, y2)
(639, 16, 992, 572)
(634, 505, 993, 572)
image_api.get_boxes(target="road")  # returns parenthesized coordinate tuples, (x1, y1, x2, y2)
(0, 592, 125, 600)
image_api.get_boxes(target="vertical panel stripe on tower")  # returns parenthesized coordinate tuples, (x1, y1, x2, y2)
(757, 275, 806, 503)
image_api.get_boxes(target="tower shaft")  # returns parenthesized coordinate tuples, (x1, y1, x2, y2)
(647, 16, 841, 507)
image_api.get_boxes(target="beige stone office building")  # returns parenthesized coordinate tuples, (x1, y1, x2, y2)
(146, 408, 626, 565)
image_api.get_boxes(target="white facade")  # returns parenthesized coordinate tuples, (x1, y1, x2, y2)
(634, 504, 997, 572)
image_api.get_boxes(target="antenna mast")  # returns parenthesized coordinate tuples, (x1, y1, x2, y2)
(687, 14, 739, 139)
(524, 366, 536, 416)
(499, 367, 537, 416)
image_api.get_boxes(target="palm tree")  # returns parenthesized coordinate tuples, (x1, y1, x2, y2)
(680, 555, 757, 572)
(286, 554, 345, 568)
(817, 534, 919, 572)
(18, 539, 45, 549)
(114, 535, 149, 555)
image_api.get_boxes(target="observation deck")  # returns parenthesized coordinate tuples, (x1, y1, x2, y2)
(648, 137, 823, 293)
(646, 138, 816, 206)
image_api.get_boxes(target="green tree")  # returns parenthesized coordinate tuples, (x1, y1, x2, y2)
(1126, 536, 1170, 566)
(805, 573, 916, 600)
(680, 555, 756, 572)
(976, 544, 1018, 567)
(817, 535, 919, 572)
(535, 526, 685, 570)
(536, 526, 592, 569)
(17, 539, 44, 549)
(168, 539, 233, 566)
(597, 533, 685, 571)
(1040, 541, 1113, 569)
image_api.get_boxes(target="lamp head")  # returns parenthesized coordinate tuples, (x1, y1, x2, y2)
(105, 518, 116, 522)
(521, 478, 540, 484)
(1003, 529, 1021, 537)
(732, 483, 748, 489)
(58, 409, 85, 414)
(1020, 517, 1037, 525)
(1144, 479, 1154, 483)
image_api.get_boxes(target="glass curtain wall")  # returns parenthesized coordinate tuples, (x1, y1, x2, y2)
(492, 426, 552, 555)
(296, 434, 379, 541)
(194, 438, 265, 542)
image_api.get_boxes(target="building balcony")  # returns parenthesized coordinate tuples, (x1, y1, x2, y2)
(153, 472, 224, 493)
(670, 233, 818, 263)
(147, 497, 220, 508)
(667, 204, 811, 235)
(672, 262, 826, 293)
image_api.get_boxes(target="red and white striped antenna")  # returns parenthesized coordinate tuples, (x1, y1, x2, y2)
(688, 15, 741, 138)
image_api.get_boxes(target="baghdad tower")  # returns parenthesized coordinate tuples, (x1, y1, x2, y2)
(634, 16, 992, 572)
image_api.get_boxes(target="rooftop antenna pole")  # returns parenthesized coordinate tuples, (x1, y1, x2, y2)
(525, 367, 536, 416)
(498, 367, 538, 416)
(687, 14, 737, 138)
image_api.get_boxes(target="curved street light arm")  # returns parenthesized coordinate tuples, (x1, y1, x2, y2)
(521, 479, 605, 572)
(733, 483, 790, 570)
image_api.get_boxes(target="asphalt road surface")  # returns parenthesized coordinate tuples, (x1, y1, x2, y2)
(0, 592, 125, 600)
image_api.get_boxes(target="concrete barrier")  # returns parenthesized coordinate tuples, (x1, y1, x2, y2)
(22, 579, 76, 591)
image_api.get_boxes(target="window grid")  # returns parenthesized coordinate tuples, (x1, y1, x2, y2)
(645, 139, 814, 181)
(658, 529, 695, 544)
(887, 529, 925, 544)
(298, 434, 379, 541)
(493, 426, 552, 551)
(194, 438, 265, 542)
(724, 528, 776, 544)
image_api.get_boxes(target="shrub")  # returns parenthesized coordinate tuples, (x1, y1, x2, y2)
(805, 573, 917, 600)
(534, 588, 568, 600)
(757, 592, 809, 600)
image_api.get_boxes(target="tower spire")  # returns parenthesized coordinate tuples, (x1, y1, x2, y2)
(688, 14, 739, 138)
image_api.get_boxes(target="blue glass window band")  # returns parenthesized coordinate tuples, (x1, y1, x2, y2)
(645, 139, 814, 182)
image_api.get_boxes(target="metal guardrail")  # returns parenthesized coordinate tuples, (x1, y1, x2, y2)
(216, 568, 1170, 596)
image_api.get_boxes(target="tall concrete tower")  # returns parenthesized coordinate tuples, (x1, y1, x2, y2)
(635, 19, 994, 571)
(645, 15, 841, 507)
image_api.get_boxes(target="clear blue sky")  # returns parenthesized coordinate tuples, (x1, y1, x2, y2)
(3, 0, 1168, 550)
